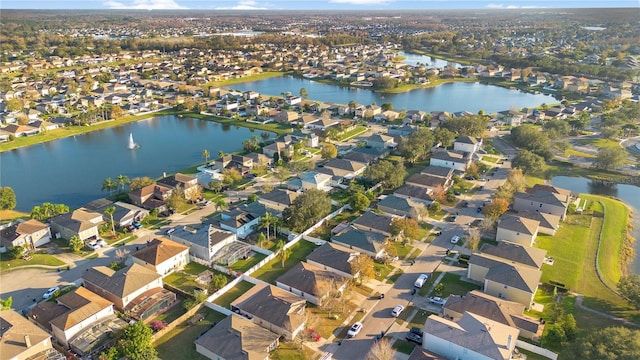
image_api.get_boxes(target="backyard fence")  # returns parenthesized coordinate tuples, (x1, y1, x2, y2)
(516, 340, 558, 360)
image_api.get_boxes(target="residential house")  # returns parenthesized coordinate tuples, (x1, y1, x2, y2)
(515, 211, 560, 235)
(342, 146, 388, 165)
(195, 315, 279, 360)
(429, 149, 471, 172)
(351, 211, 393, 237)
(377, 194, 423, 219)
(387, 125, 417, 137)
(128, 184, 173, 212)
(0, 309, 56, 360)
(169, 224, 236, 262)
(444, 290, 542, 340)
(289, 171, 333, 192)
(453, 136, 482, 155)
(365, 134, 397, 149)
(274, 111, 299, 124)
(483, 263, 542, 308)
(393, 184, 434, 205)
(288, 130, 319, 148)
(276, 262, 349, 306)
(214, 154, 254, 177)
(331, 227, 387, 259)
(404, 110, 426, 123)
(131, 237, 190, 277)
(0, 219, 51, 253)
(304, 117, 340, 131)
(82, 263, 164, 308)
(157, 173, 199, 200)
(374, 110, 400, 122)
(219, 202, 268, 239)
(405, 173, 447, 193)
(262, 140, 293, 159)
(231, 284, 307, 340)
(496, 214, 540, 247)
(1, 124, 39, 137)
(27, 287, 116, 348)
(513, 191, 569, 221)
(305, 242, 359, 278)
(317, 158, 366, 182)
(423, 311, 519, 360)
(85, 199, 148, 228)
(50, 209, 103, 242)
(258, 189, 302, 213)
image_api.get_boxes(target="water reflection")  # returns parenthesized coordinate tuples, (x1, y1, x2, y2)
(587, 180, 618, 198)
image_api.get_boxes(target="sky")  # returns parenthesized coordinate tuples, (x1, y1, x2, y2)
(1, 0, 638, 10)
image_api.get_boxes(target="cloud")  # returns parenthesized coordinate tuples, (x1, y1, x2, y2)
(213, 0, 269, 10)
(104, 0, 188, 10)
(486, 3, 543, 8)
(329, 0, 392, 5)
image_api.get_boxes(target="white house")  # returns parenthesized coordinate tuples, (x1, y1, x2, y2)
(453, 136, 483, 155)
(131, 237, 190, 277)
(496, 214, 540, 247)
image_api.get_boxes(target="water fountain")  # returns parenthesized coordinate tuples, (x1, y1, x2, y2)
(128, 133, 140, 149)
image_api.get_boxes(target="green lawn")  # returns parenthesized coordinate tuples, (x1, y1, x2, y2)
(164, 264, 232, 294)
(251, 240, 317, 284)
(419, 271, 441, 296)
(482, 155, 501, 163)
(392, 242, 414, 259)
(391, 339, 416, 355)
(182, 262, 210, 275)
(430, 273, 481, 298)
(337, 126, 368, 141)
(152, 297, 188, 324)
(387, 269, 403, 284)
(186, 112, 293, 136)
(374, 262, 395, 281)
(212, 281, 255, 309)
(270, 341, 317, 360)
(575, 138, 621, 149)
(228, 252, 267, 272)
(309, 302, 358, 339)
(155, 307, 227, 360)
(407, 308, 434, 330)
(0, 253, 66, 272)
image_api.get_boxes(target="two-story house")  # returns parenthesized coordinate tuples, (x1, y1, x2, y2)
(131, 237, 190, 277)
(0, 219, 51, 253)
(50, 209, 103, 242)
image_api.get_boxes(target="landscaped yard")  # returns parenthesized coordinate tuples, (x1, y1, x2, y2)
(391, 339, 416, 355)
(154, 307, 227, 360)
(0, 252, 66, 272)
(151, 296, 188, 324)
(270, 341, 317, 360)
(164, 263, 232, 294)
(337, 125, 368, 141)
(430, 273, 481, 298)
(374, 262, 395, 282)
(212, 280, 255, 309)
(251, 240, 317, 284)
(228, 252, 267, 272)
(309, 301, 358, 339)
(309, 210, 361, 240)
(391, 242, 414, 259)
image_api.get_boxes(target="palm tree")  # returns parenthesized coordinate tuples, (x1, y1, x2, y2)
(259, 212, 275, 239)
(218, 150, 224, 159)
(271, 216, 281, 238)
(202, 149, 210, 165)
(104, 206, 116, 236)
(277, 239, 291, 268)
(115, 174, 130, 192)
(102, 177, 116, 194)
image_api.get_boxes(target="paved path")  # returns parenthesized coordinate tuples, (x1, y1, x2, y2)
(574, 294, 640, 328)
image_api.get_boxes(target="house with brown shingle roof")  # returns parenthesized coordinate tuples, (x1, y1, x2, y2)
(195, 315, 279, 360)
(351, 211, 393, 236)
(276, 262, 349, 306)
(49, 209, 103, 241)
(131, 237, 189, 277)
(27, 287, 115, 347)
(0, 309, 56, 360)
(231, 284, 307, 340)
(306, 242, 359, 278)
(0, 219, 51, 253)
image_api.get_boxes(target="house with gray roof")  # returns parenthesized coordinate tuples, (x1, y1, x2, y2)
(429, 149, 472, 172)
(331, 227, 387, 259)
(405, 173, 448, 192)
(50, 208, 103, 242)
(513, 190, 569, 220)
(365, 134, 397, 149)
(317, 158, 367, 181)
(219, 202, 268, 239)
(496, 214, 540, 247)
(453, 136, 482, 155)
(484, 263, 541, 308)
(444, 290, 542, 340)
(168, 224, 236, 262)
(351, 211, 393, 236)
(258, 189, 301, 213)
(276, 262, 349, 306)
(377, 194, 423, 219)
(230, 284, 307, 340)
(306, 242, 359, 278)
(288, 171, 332, 192)
(516, 210, 560, 235)
(394, 184, 434, 205)
(423, 311, 519, 360)
(195, 315, 279, 360)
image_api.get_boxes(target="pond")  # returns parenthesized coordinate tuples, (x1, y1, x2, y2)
(551, 176, 640, 274)
(0, 115, 271, 211)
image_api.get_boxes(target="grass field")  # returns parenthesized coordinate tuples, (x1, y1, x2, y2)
(0, 210, 29, 221)
(430, 273, 481, 298)
(251, 240, 317, 284)
(270, 341, 317, 360)
(575, 138, 621, 149)
(212, 280, 255, 309)
(0, 253, 66, 272)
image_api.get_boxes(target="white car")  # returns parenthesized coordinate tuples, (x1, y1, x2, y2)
(96, 239, 107, 247)
(391, 305, 405, 317)
(429, 296, 447, 306)
(43, 286, 60, 299)
(347, 322, 363, 338)
(88, 241, 101, 250)
(450, 235, 461, 244)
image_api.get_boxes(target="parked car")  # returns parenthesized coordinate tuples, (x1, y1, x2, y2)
(429, 296, 447, 306)
(453, 190, 461, 195)
(43, 286, 60, 299)
(449, 215, 457, 222)
(450, 235, 461, 244)
(132, 221, 143, 229)
(391, 305, 405, 317)
(347, 322, 363, 338)
(406, 332, 423, 344)
(88, 241, 101, 250)
(414, 274, 429, 288)
(96, 239, 107, 247)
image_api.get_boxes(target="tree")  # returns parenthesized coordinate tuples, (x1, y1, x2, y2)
(441, 114, 488, 137)
(482, 198, 510, 221)
(573, 327, 640, 360)
(276, 239, 291, 267)
(129, 177, 155, 191)
(118, 321, 157, 360)
(256, 232, 268, 248)
(398, 128, 434, 163)
(165, 186, 186, 210)
(98, 347, 120, 360)
(512, 150, 546, 175)
(431, 184, 448, 204)
(0, 297, 12, 310)
(299, 87, 309, 99)
(511, 124, 553, 160)
(222, 168, 242, 187)
(208, 180, 223, 193)
(349, 192, 370, 212)
(618, 274, 640, 309)
(349, 254, 375, 284)
(209, 273, 228, 292)
(506, 168, 527, 193)
(321, 143, 338, 159)
(115, 174, 130, 192)
(467, 228, 481, 252)
(390, 217, 420, 242)
(214, 198, 228, 212)
(282, 189, 332, 232)
(104, 206, 116, 236)
(0, 187, 16, 210)
(259, 211, 276, 239)
(202, 149, 210, 165)
(5, 97, 23, 112)
(594, 147, 627, 171)
(110, 105, 124, 119)
(364, 160, 405, 190)
(102, 177, 116, 194)
(367, 337, 394, 360)
(69, 235, 84, 253)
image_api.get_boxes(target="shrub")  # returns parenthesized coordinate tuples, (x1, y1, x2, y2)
(151, 320, 168, 331)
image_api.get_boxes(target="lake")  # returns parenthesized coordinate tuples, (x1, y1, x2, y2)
(0, 115, 269, 212)
(226, 75, 555, 114)
(551, 176, 640, 275)
(396, 51, 462, 68)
